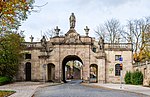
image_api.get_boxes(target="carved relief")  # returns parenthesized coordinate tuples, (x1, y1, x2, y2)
(64, 30, 81, 44)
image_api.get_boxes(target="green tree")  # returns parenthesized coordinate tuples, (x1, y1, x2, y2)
(124, 71, 132, 84)
(0, 0, 34, 32)
(131, 70, 143, 85)
(0, 0, 35, 79)
(0, 33, 24, 78)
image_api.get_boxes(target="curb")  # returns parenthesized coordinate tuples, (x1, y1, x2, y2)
(81, 83, 149, 97)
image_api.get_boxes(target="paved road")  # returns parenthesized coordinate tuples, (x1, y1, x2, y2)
(34, 80, 148, 97)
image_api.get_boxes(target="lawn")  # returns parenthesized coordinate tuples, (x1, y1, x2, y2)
(0, 90, 15, 97)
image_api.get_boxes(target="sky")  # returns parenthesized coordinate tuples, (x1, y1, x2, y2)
(19, 0, 150, 42)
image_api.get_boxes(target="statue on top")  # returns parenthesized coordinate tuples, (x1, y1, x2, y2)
(69, 13, 76, 29)
(41, 36, 47, 48)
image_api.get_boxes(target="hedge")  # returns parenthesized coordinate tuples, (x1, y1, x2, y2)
(0, 76, 12, 85)
(124, 71, 132, 84)
(124, 70, 143, 85)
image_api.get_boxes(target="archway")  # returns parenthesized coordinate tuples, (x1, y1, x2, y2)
(90, 64, 98, 83)
(47, 63, 55, 82)
(25, 62, 31, 81)
(115, 64, 121, 76)
(62, 55, 83, 82)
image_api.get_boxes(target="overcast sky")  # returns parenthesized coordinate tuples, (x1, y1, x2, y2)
(19, 0, 150, 42)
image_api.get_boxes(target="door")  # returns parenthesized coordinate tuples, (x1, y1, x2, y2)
(25, 62, 31, 81)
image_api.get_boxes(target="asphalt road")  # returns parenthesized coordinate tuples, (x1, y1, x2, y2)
(34, 80, 148, 97)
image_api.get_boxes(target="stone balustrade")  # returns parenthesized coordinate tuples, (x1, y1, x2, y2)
(104, 43, 132, 51)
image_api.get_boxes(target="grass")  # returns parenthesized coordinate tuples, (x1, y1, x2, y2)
(0, 90, 15, 97)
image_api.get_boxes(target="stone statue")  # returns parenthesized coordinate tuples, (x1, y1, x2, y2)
(99, 37, 104, 50)
(41, 36, 47, 48)
(29, 35, 34, 42)
(69, 13, 76, 29)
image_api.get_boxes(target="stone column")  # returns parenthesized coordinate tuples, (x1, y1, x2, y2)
(98, 58, 106, 83)
(54, 62, 61, 82)
(82, 60, 90, 82)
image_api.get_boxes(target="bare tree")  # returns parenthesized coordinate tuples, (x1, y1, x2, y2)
(105, 19, 121, 43)
(95, 17, 150, 61)
(42, 28, 63, 40)
(94, 25, 106, 40)
(95, 18, 122, 43)
(122, 17, 150, 53)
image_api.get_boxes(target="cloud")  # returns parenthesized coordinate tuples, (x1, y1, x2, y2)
(19, 0, 150, 42)
(99, 0, 140, 7)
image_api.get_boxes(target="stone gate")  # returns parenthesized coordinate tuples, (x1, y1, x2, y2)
(17, 13, 133, 83)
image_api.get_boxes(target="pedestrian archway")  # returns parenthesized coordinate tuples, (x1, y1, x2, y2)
(62, 55, 83, 82)
(25, 62, 31, 81)
(90, 64, 98, 83)
(47, 63, 55, 82)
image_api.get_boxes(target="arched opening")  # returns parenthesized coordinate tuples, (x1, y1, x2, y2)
(47, 63, 55, 82)
(62, 55, 83, 82)
(25, 62, 31, 81)
(115, 64, 121, 76)
(90, 64, 98, 83)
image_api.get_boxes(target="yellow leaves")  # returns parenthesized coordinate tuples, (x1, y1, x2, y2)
(133, 50, 145, 62)
(0, 0, 34, 32)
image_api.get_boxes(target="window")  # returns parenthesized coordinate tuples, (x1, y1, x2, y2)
(92, 47, 96, 53)
(115, 55, 121, 61)
(115, 64, 120, 76)
(25, 54, 31, 59)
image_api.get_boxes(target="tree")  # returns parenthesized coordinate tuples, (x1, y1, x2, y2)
(95, 18, 123, 43)
(95, 17, 150, 62)
(125, 70, 143, 85)
(143, 28, 150, 60)
(42, 28, 63, 40)
(0, 33, 24, 78)
(0, 0, 34, 78)
(95, 25, 106, 40)
(0, 0, 34, 33)
(131, 70, 143, 85)
(120, 17, 150, 62)
(124, 71, 132, 84)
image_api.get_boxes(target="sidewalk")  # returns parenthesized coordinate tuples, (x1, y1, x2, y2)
(0, 82, 61, 97)
(89, 83, 150, 96)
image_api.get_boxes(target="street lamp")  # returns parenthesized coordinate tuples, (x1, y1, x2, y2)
(119, 57, 123, 89)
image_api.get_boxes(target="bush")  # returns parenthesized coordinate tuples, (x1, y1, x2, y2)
(0, 76, 12, 85)
(131, 70, 143, 85)
(124, 71, 132, 84)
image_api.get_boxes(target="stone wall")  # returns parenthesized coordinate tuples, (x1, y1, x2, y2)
(133, 61, 150, 86)
(105, 50, 133, 83)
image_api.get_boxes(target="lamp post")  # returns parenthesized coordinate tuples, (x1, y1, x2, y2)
(119, 57, 123, 89)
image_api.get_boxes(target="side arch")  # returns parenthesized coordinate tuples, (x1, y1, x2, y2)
(90, 64, 98, 83)
(47, 63, 55, 82)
